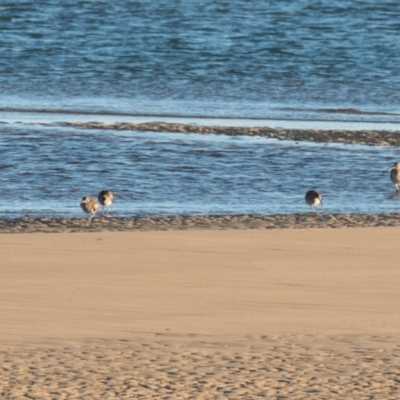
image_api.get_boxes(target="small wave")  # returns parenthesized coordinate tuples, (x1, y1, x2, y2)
(2, 106, 400, 121)
(0, 106, 271, 120)
(278, 107, 400, 116)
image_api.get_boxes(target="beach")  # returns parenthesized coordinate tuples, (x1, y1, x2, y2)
(1, 228, 400, 399)
(2, 114, 400, 400)
(3, 0, 400, 398)
(2, 106, 400, 400)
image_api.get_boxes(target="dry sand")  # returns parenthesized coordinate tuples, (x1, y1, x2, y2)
(1, 229, 400, 399)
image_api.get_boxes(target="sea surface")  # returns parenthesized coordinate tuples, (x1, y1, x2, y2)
(1, 0, 400, 217)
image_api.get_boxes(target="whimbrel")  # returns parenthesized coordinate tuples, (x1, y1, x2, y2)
(98, 190, 114, 215)
(305, 190, 322, 210)
(385, 162, 400, 190)
(80, 196, 99, 225)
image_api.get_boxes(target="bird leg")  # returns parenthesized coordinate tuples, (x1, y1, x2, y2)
(88, 213, 95, 225)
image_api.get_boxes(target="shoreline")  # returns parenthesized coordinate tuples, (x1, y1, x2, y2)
(59, 121, 400, 146)
(1, 212, 400, 233)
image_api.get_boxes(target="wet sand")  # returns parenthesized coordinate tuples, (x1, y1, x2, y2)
(1, 229, 400, 399)
(1, 212, 400, 233)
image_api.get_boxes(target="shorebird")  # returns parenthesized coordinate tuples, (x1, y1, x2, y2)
(305, 190, 322, 210)
(385, 162, 400, 190)
(80, 196, 99, 225)
(98, 190, 114, 215)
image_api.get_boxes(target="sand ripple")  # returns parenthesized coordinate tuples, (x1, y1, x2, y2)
(1, 334, 399, 399)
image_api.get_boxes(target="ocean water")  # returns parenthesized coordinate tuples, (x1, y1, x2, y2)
(2, 0, 400, 119)
(1, 0, 400, 217)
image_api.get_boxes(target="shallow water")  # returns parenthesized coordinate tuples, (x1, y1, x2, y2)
(1, 124, 400, 218)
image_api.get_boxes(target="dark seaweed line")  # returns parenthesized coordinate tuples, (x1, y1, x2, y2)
(54, 122, 400, 147)
(1, 213, 399, 233)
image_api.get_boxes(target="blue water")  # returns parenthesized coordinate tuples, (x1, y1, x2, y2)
(1, 0, 400, 119)
(1, 0, 400, 217)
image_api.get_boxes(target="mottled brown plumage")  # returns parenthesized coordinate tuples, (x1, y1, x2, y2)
(80, 196, 99, 224)
(98, 190, 114, 215)
(386, 162, 400, 190)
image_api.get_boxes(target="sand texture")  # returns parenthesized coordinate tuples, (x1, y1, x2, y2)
(1, 213, 400, 233)
(1, 229, 400, 399)
(1, 335, 399, 399)
(55, 121, 400, 146)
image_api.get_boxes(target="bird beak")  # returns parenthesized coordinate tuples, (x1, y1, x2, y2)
(383, 166, 395, 174)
